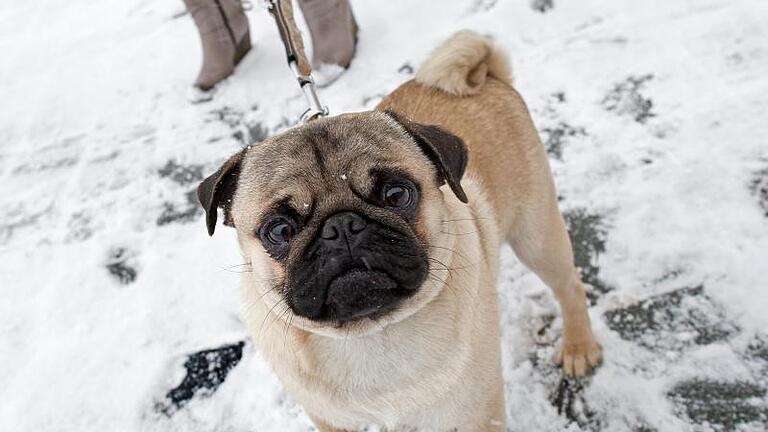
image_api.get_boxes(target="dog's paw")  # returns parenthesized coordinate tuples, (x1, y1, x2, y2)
(554, 339, 602, 377)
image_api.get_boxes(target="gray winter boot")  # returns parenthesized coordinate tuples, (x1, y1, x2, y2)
(184, 0, 251, 91)
(297, 0, 358, 69)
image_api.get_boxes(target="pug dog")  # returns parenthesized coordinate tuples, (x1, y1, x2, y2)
(198, 30, 602, 431)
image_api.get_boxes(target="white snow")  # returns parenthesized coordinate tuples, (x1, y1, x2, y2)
(1, 0, 768, 431)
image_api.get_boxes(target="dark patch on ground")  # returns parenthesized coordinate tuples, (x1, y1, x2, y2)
(208, 106, 244, 128)
(602, 74, 655, 124)
(749, 165, 768, 217)
(247, 122, 269, 143)
(668, 379, 768, 430)
(541, 122, 587, 160)
(232, 121, 269, 146)
(528, 317, 603, 430)
(747, 336, 768, 363)
(157, 341, 245, 416)
(531, 0, 555, 13)
(537, 92, 588, 161)
(529, 316, 658, 431)
(0, 203, 52, 245)
(604, 286, 739, 351)
(66, 211, 93, 242)
(158, 160, 204, 186)
(231, 122, 268, 146)
(11, 135, 85, 175)
(231, 130, 246, 144)
(398, 63, 414, 74)
(207, 106, 269, 146)
(539, 91, 567, 119)
(89, 150, 120, 164)
(550, 377, 601, 430)
(157, 189, 201, 226)
(650, 268, 686, 285)
(106, 247, 137, 285)
(530, 313, 667, 430)
(362, 93, 386, 107)
(12, 157, 78, 175)
(563, 209, 613, 302)
(469, 0, 498, 13)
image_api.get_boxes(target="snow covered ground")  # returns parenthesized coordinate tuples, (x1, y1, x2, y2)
(1, 0, 767, 430)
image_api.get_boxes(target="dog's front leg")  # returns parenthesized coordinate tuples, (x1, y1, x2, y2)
(508, 181, 602, 377)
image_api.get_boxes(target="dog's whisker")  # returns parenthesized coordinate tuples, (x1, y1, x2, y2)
(280, 305, 295, 349)
(221, 268, 254, 274)
(218, 262, 256, 274)
(428, 244, 476, 266)
(258, 298, 288, 340)
(253, 285, 281, 303)
(427, 255, 472, 270)
(441, 216, 489, 223)
(223, 262, 252, 269)
(427, 257, 476, 300)
(439, 229, 478, 236)
(361, 256, 372, 270)
(264, 301, 290, 338)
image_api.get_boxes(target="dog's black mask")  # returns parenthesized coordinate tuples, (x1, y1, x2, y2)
(286, 211, 429, 322)
(197, 111, 471, 323)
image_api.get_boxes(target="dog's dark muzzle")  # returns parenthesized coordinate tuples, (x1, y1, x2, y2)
(288, 211, 427, 322)
(325, 268, 406, 321)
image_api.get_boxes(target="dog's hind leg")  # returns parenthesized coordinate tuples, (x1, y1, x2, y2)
(506, 173, 602, 377)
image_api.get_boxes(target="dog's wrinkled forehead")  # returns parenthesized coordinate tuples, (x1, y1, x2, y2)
(236, 112, 429, 211)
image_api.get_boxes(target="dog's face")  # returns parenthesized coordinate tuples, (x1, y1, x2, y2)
(198, 111, 468, 336)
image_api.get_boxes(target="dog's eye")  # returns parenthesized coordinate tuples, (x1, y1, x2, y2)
(382, 183, 415, 209)
(263, 217, 296, 245)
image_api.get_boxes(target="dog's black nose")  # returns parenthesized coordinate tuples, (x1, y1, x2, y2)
(320, 212, 367, 247)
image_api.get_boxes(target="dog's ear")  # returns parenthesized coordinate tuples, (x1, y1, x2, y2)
(385, 110, 468, 203)
(198, 151, 245, 236)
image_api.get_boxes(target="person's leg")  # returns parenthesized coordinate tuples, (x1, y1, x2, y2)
(297, 0, 357, 70)
(184, 0, 251, 90)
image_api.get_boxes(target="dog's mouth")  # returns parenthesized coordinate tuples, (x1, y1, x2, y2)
(322, 268, 413, 322)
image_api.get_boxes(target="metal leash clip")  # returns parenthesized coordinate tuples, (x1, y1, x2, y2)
(266, 0, 329, 124)
(290, 62, 329, 123)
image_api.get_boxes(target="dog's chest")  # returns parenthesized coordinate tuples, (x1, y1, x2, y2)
(297, 312, 473, 423)
(280, 283, 505, 430)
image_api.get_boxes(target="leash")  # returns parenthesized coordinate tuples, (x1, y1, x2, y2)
(265, 0, 329, 123)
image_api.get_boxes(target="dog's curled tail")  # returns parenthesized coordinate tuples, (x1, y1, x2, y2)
(415, 30, 512, 97)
